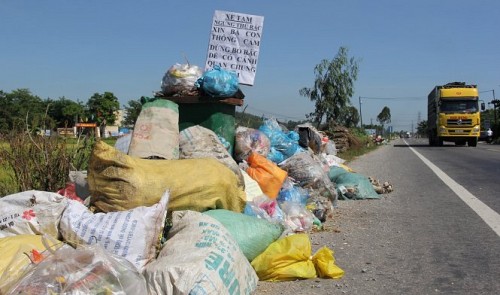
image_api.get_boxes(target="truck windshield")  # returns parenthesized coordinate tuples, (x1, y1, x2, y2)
(440, 100, 478, 113)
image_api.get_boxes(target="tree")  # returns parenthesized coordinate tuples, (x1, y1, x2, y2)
(299, 46, 359, 128)
(342, 106, 360, 128)
(417, 120, 428, 137)
(46, 97, 85, 128)
(0, 89, 46, 133)
(377, 106, 391, 135)
(122, 99, 143, 128)
(87, 92, 120, 135)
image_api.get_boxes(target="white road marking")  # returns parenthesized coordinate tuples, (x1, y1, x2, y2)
(406, 141, 500, 237)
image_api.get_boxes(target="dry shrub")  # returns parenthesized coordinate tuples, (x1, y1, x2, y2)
(0, 130, 95, 196)
(347, 132, 362, 149)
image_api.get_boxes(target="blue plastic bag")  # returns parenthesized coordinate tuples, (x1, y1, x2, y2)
(196, 65, 239, 97)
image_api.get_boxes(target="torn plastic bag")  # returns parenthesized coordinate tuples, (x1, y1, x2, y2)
(244, 194, 285, 223)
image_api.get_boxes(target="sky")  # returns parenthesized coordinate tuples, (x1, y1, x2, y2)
(2, 0, 500, 132)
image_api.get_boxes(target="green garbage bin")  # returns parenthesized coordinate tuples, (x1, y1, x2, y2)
(167, 96, 244, 156)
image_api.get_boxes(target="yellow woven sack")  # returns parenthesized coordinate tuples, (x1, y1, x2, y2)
(88, 141, 246, 213)
(251, 233, 344, 281)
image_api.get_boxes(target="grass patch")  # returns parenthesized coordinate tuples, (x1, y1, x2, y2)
(338, 143, 379, 163)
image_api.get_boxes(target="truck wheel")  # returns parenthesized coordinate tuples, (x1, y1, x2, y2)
(468, 138, 478, 147)
(438, 137, 444, 146)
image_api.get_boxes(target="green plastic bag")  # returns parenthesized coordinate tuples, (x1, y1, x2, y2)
(204, 209, 283, 261)
(335, 172, 380, 200)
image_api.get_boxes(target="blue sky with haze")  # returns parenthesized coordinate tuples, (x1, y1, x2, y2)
(2, 0, 499, 132)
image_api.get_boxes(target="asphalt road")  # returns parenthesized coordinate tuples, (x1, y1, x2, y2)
(255, 138, 500, 295)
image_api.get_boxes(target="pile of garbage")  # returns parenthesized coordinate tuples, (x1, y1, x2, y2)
(0, 64, 392, 294)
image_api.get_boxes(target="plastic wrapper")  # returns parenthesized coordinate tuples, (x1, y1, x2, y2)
(6, 242, 148, 295)
(161, 63, 202, 95)
(195, 65, 239, 97)
(324, 139, 337, 155)
(234, 126, 271, 162)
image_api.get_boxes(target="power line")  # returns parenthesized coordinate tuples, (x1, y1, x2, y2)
(242, 105, 308, 121)
(359, 96, 426, 100)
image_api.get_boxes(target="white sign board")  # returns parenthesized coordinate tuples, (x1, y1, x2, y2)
(205, 10, 264, 86)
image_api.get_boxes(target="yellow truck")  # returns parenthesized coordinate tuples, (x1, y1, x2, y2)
(427, 82, 484, 147)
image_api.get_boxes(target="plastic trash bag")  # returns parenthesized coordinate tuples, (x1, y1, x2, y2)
(0, 234, 66, 293)
(179, 125, 244, 187)
(244, 194, 285, 223)
(277, 177, 309, 206)
(259, 118, 304, 162)
(88, 141, 246, 214)
(234, 126, 271, 162)
(279, 152, 338, 206)
(161, 63, 202, 95)
(246, 152, 288, 199)
(6, 240, 148, 295)
(251, 233, 344, 281)
(335, 172, 380, 200)
(195, 65, 239, 97)
(328, 165, 350, 182)
(280, 201, 315, 233)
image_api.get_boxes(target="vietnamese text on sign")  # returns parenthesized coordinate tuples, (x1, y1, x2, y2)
(205, 10, 264, 86)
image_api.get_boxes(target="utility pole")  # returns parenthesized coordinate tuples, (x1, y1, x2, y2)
(358, 96, 363, 128)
